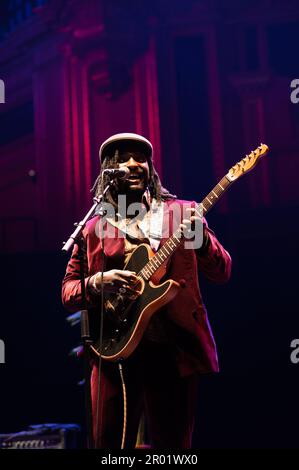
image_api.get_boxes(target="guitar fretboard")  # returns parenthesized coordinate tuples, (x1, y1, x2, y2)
(138, 175, 231, 281)
(199, 176, 231, 216)
(139, 227, 182, 280)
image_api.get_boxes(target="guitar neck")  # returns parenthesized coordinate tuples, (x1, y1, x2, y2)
(199, 175, 231, 216)
(138, 175, 232, 281)
(138, 141, 270, 281)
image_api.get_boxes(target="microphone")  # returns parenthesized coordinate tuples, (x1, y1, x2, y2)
(102, 167, 130, 180)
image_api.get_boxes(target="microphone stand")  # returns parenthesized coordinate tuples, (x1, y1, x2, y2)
(62, 181, 113, 449)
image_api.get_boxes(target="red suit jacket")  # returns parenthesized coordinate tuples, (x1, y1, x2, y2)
(62, 199, 232, 376)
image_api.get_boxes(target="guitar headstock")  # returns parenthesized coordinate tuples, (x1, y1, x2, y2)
(227, 143, 269, 182)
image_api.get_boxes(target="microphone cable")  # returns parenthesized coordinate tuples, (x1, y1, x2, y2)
(118, 361, 127, 449)
(95, 210, 106, 448)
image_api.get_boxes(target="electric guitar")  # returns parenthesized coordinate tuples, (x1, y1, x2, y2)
(91, 143, 269, 361)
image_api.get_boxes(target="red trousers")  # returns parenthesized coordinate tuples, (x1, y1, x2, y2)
(91, 340, 199, 449)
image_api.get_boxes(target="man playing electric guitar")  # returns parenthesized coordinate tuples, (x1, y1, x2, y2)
(62, 132, 232, 449)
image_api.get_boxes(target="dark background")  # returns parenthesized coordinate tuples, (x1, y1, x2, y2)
(0, 0, 299, 448)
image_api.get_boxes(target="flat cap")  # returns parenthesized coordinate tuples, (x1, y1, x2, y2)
(99, 132, 153, 162)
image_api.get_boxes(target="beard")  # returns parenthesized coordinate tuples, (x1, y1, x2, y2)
(116, 172, 149, 196)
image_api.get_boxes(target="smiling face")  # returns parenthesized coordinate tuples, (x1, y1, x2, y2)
(116, 142, 150, 194)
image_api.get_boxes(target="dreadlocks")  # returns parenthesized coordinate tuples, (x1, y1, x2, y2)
(91, 150, 176, 206)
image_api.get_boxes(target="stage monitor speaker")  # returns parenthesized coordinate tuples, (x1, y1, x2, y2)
(0, 423, 80, 449)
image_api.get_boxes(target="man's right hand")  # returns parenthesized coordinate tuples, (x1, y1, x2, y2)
(90, 269, 139, 294)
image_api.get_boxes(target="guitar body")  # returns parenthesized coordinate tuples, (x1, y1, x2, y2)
(91, 244, 181, 361)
